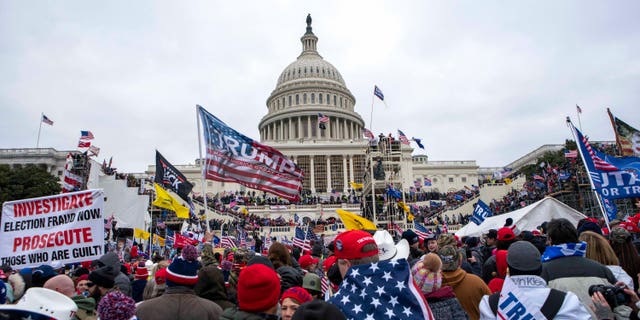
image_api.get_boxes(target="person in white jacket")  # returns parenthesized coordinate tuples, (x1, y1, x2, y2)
(479, 241, 590, 319)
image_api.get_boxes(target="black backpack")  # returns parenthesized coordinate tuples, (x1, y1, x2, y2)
(488, 289, 566, 319)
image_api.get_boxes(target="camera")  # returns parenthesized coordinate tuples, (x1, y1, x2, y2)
(588, 284, 631, 307)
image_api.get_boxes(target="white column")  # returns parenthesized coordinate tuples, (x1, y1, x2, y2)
(349, 155, 355, 183)
(342, 155, 348, 193)
(326, 156, 331, 193)
(310, 156, 316, 194)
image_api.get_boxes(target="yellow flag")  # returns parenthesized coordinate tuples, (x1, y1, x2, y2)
(152, 183, 190, 218)
(398, 201, 410, 213)
(153, 234, 165, 246)
(349, 182, 364, 190)
(336, 209, 377, 231)
(241, 207, 248, 215)
(504, 178, 512, 185)
(407, 213, 414, 222)
(134, 228, 150, 240)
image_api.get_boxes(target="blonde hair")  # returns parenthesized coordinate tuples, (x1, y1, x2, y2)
(579, 231, 619, 265)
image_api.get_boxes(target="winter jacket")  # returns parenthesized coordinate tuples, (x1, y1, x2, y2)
(276, 266, 303, 294)
(478, 275, 591, 320)
(219, 307, 279, 320)
(607, 265, 634, 291)
(541, 255, 617, 318)
(424, 286, 469, 320)
(442, 268, 491, 320)
(131, 279, 147, 302)
(71, 295, 97, 320)
(136, 285, 222, 320)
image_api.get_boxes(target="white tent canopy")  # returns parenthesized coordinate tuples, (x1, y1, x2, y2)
(455, 197, 587, 238)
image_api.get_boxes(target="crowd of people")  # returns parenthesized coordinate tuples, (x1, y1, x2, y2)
(2, 212, 640, 320)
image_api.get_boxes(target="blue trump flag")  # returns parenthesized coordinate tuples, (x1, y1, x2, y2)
(329, 259, 433, 319)
(470, 200, 493, 225)
(573, 123, 640, 199)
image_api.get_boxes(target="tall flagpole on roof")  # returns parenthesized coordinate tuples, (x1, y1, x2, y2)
(566, 117, 610, 231)
(196, 105, 210, 232)
(576, 104, 583, 131)
(36, 112, 43, 148)
(369, 89, 375, 134)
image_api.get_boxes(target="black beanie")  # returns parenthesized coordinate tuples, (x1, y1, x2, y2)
(89, 266, 116, 288)
(292, 300, 346, 320)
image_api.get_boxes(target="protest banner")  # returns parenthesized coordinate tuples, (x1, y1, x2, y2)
(0, 189, 105, 269)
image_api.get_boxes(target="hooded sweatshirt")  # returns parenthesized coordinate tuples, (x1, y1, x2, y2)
(442, 268, 491, 320)
(97, 252, 131, 296)
(195, 252, 235, 311)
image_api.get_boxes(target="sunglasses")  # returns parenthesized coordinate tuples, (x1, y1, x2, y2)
(86, 282, 95, 287)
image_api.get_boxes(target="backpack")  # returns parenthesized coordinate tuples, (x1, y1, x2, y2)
(488, 288, 566, 319)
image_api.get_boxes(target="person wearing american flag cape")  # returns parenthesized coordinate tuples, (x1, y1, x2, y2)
(328, 230, 435, 319)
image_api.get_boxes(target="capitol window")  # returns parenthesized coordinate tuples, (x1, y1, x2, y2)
(289, 96, 292, 106)
(333, 95, 337, 105)
(311, 93, 315, 103)
(326, 94, 330, 105)
(340, 97, 343, 107)
(296, 94, 299, 105)
(303, 93, 307, 104)
(319, 93, 323, 104)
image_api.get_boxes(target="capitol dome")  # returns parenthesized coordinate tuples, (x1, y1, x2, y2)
(259, 14, 365, 143)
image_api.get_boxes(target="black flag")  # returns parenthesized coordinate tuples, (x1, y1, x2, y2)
(155, 150, 193, 201)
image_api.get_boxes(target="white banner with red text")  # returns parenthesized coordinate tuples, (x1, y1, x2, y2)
(1, 189, 105, 268)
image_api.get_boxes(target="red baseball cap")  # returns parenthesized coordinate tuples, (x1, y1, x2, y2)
(298, 254, 319, 269)
(497, 227, 515, 241)
(333, 230, 378, 260)
(322, 255, 337, 272)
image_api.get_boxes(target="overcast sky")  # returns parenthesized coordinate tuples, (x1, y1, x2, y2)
(1, 1, 639, 173)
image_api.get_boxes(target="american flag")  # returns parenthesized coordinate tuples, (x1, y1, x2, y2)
(321, 275, 329, 294)
(398, 130, 410, 145)
(221, 233, 237, 249)
(80, 130, 94, 140)
(78, 140, 91, 148)
(41, 114, 54, 125)
(198, 105, 304, 202)
(318, 113, 329, 123)
(263, 232, 272, 251)
(305, 227, 317, 241)
(166, 229, 175, 244)
(362, 128, 375, 140)
(564, 149, 578, 158)
(423, 177, 432, 186)
(578, 129, 618, 171)
(329, 259, 434, 320)
(373, 85, 385, 101)
(88, 145, 100, 157)
(413, 221, 432, 240)
(442, 220, 449, 234)
(293, 227, 311, 252)
(62, 170, 83, 193)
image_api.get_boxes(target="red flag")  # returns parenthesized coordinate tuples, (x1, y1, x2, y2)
(78, 140, 91, 148)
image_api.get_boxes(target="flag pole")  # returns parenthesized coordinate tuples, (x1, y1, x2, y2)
(576, 105, 583, 131)
(36, 112, 43, 148)
(369, 91, 375, 133)
(607, 108, 623, 156)
(566, 117, 610, 230)
(196, 105, 210, 232)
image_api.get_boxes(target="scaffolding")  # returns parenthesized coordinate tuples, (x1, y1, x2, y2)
(362, 138, 409, 230)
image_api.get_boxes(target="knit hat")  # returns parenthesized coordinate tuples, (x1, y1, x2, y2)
(247, 255, 275, 269)
(610, 227, 631, 244)
(438, 245, 460, 271)
(497, 227, 516, 241)
(280, 286, 313, 305)
(437, 233, 457, 248)
(298, 254, 319, 269)
(0, 287, 77, 320)
(292, 300, 347, 320)
(507, 241, 541, 272)
(88, 266, 116, 288)
(411, 254, 443, 294)
(76, 274, 89, 282)
(97, 291, 136, 320)
(237, 264, 281, 312)
(166, 252, 199, 287)
(134, 266, 149, 280)
(334, 230, 378, 260)
(577, 220, 602, 235)
(401, 230, 420, 246)
(302, 273, 322, 294)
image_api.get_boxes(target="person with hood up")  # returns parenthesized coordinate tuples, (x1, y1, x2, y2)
(195, 243, 235, 310)
(92, 252, 131, 296)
